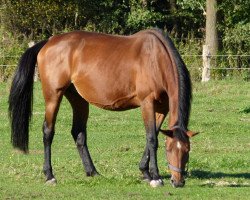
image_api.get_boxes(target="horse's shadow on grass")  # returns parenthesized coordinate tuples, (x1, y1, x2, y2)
(189, 170, 250, 187)
(161, 170, 250, 179)
(161, 170, 250, 187)
(190, 170, 250, 179)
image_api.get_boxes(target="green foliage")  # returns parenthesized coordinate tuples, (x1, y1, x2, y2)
(0, 26, 29, 81)
(200, 0, 250, 80)
(127, 6, 164, 33)
(173, 36, 203, 81)
(213, 0, 250, 80)
(1, 0, 249, 43)
(223, 23, 250, 55)
(171, 0, 205, 38)
(1, 0, 207, 37)
(177, 0, 205, 10)
(0, 0, 249, 81)
(218, 0, 250, 54)
(2, 0, 80, 37)
(219, 0, 250, 27)
(84, 0, 130, 34)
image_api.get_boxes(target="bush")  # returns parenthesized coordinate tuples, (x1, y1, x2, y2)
(0, 26, 29, 81)
(127, 6, 165, 33)
(173, 36, 203, 81)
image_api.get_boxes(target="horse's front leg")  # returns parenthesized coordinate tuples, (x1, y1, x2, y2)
(139, 112, 166, 183)
(140, 99, 164, 187)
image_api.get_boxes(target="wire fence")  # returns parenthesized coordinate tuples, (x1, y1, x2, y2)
(185, 55, 250, 69)
(0, 54, 249, 82)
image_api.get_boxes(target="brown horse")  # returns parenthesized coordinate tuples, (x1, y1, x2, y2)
(9, 29, 197, 188)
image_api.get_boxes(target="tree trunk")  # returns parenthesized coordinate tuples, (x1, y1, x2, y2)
(169, 0, 176, 12)
(169, 0, 177, 11)
(169, 0, 178, 36)
(205, 0, 218, 56)
(202, 45, 211, 82)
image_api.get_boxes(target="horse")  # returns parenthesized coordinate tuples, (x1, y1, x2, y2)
(8, 29, 198, 188)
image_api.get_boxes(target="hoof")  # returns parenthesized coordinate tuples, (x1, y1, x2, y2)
(86, 171, 100, 177)
(150, 179, 164, 188)
(46, 178, 57, 185)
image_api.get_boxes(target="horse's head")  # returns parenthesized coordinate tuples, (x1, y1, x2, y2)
(160, 127, 198, 188)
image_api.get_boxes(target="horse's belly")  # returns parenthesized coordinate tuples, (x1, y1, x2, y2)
(72, 77, 140, 111)
(90, 95, 140, 111)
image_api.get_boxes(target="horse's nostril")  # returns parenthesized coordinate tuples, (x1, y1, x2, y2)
(170, 179, 174, 186)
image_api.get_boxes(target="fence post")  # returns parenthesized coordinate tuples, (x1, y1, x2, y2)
(202, 45, 211, 82)
(28, 41, 39, 82)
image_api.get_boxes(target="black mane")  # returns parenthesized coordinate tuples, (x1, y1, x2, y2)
(162, 32, 192, 140)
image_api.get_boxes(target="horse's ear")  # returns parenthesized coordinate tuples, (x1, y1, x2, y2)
(160, 129, 173, 138)
(186, 130, 199, 138)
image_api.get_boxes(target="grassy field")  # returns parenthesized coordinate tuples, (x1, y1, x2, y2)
(0, 80, 249, 200)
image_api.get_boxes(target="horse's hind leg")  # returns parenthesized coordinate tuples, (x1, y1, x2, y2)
(64, 84, 98, 176)
(43, 90, 64, 184)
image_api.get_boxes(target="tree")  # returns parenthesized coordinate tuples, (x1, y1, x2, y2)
(218, 0, 250, 55)
(205, 0, 218, 56)
(169, 0, 177, 34)
(202, 0, 218, 82)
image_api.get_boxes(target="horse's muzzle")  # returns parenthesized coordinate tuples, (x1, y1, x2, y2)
(170, 176, 185, 188)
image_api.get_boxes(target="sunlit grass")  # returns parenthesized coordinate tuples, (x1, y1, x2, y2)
(0, 80, 249, 199)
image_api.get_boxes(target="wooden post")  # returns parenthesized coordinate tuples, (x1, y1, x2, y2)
(28, 41, 39, 82)
(202, 45, 211, 82)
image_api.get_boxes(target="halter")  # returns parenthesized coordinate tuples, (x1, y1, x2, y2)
(168, 162, 189, 176)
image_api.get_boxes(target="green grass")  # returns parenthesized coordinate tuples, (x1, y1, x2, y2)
(0, 80, 249, 199)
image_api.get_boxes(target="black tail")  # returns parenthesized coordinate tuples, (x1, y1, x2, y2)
(8, 40, 47, 153)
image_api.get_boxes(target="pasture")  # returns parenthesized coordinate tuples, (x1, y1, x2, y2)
(0, 80, 249, 199)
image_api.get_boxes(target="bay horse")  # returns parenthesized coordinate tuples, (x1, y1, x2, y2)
(8, 29, 197, 188)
